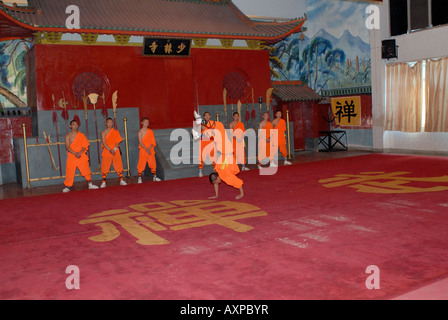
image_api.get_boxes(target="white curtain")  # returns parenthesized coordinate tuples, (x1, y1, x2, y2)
(385, 61, 423, 132)
(425, 56, 448, 132)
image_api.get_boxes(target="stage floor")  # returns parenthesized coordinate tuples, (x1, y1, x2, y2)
(1, 150, 447, 300)
(0, 150, 369, 200)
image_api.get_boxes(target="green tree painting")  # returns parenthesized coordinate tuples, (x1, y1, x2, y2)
(0, 39, 31, 109)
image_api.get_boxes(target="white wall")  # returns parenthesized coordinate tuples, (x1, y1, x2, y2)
(370, 0, 448, 153)
(232, 0, 306, 19)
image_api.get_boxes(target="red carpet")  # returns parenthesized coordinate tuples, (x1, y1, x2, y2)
(1, 153, 448, 300)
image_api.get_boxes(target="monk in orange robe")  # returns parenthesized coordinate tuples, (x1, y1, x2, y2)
(62, 119, 99, 192)
(198, 112, 215, 177)
(206, 120, 244, 200)
(100, 118, 127, 188)
(258, 112, 276, 168)
(272, 110, 292, 165)
(229, 112, 249, 171)
(137, 117, 161, 183)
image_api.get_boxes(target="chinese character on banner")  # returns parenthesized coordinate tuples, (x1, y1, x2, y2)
(331, 96, 361, 126)
(143, 38, 191, 57)
(164, 41, 172, 54)
(149, 41, 158, 54)
(177, 42, 186, 54)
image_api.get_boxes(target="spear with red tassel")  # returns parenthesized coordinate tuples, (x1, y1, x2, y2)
(59, 91, 69, 134)
(72, 99, 81, 126)
(266, 87, 273, 115)
(52, 94, 62, 176)
(250, 88, 255, 128)
(101, 89, 107, 118)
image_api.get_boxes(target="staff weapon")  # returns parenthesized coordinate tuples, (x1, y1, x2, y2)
(266, 87, 273, 114)
(81, 91, 91, 164)
(88, 93, 101, 170)
(35, 136, 40, 167)
(237, 100, 242, 120)
(286, 109, 292, 160)
(258, 96, 264, 126)
(43, 129, 59, 171)
(251, 105, 256, 129)
(223, 88, 228, 127)
(112, 90, 118, 129)
(251, 88, 256, 129)
(52, 94, 62, 176)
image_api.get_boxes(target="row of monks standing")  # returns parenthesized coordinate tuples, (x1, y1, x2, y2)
(198, 110, 292, 178)
(61, 117, 160, 193)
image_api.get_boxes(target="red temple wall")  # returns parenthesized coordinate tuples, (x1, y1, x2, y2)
(0, 117, 32, 165)
(30, 44, 271, 129)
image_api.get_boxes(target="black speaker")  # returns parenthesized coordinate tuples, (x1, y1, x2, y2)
(382, 39, 398, 60)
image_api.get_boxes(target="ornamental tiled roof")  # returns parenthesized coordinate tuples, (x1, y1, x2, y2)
(0, 0, 306, 42)
(272, 81, 322, 102)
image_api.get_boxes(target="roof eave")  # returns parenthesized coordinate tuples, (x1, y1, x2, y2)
(0, 7, 306, 43)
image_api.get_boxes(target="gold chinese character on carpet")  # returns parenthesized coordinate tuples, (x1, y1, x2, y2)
(79, 200, 267, 245)
(319, 171, 448, 194)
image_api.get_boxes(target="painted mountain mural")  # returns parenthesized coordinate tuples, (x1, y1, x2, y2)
(270, 29, 371, 93)
(269, 0, 372, 93)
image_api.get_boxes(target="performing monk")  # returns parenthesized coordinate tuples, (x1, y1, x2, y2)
(100, 118, 127, 188)
(193, 112, 243, 200)
(229, 112, 249, 171)
(257, 112, 276, 168)
(272, 110, 292, 166)
(198, 111, 216, 177)
(62, 119, 99, 193)
(137, 117, 161, 183)
(137, 117, 160, 183)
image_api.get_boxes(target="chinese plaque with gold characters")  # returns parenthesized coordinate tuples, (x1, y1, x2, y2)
(331, 96, 361, 126)
(319, 171, 448, 194)
(79, 200, 267, 246)
(143, 38, 191, 57)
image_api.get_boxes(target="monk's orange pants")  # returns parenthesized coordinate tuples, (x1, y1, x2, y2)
(101, 152, 124, 180)
(233, 140, 245, 165)
(64, 153, 92, 187)
(137, 151, 156, 176)
(199, 141, 215, 169)
(278, 143, 288, 158)
(258, 142, 274, 164)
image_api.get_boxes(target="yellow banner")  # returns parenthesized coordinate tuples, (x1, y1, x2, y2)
(331, 96, 361, 126)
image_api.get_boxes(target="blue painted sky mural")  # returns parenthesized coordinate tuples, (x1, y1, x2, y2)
(270, 0, 372, 93)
